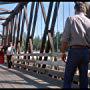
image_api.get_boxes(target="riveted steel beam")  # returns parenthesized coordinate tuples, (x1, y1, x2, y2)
(39, 2, 53, 55)
(2, 2, 27, 26)
(25, 2, 35, 52)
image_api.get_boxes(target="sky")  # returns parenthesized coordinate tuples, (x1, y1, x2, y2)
(0, 2, 87, 39)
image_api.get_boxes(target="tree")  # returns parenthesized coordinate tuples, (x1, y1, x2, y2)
(21, 38, 26, 52)
(53, 32, 62, 52)
(20, 32, 63, 52)
(33, 36, 41, 51)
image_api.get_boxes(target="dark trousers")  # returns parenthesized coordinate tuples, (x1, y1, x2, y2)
(7, 55, 12, 68)
(63, 48, 89, 88)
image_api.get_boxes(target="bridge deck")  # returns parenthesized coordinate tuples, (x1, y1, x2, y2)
(0, 64, 79, 88)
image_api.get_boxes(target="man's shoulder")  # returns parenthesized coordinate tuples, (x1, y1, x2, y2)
(67, 15, 87, 22)
(71, 14, 90, 21)
(69, 15, 79, 20)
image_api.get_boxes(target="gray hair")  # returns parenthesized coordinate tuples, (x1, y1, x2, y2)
(85, 2, 90, 18)
(74, 2, 87, 14)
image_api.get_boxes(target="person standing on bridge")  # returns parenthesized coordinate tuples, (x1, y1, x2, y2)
(6, 42, 15, 68)
(60, 2, 90, 88)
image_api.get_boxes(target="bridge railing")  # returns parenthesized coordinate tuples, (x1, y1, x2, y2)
(13, 53, 65, 68)
(12, 52, 83, 84)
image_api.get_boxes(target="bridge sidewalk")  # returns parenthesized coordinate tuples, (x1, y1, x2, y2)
(0, 64, 79, 88)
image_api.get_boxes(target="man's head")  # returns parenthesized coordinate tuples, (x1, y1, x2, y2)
(9, 42, 12, 46)
(85, 2, 90, 18)
(74, 2, 87, 14)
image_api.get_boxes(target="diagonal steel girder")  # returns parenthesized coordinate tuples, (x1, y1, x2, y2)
(45, 2, 60, 54)
(39, 2, 53, 54)
(20, 5, 27, 46)
(0, 2, 16, 5)
(2, 2, 27, 26)
(39, 2, 60, 68)
(29, 2, 39, 53)
(16, 9, 22, 50)
(25, 2, 35, 52)
(0, 8, 12, 12)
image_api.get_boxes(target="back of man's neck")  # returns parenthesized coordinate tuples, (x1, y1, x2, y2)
(75, 12, 85, 15)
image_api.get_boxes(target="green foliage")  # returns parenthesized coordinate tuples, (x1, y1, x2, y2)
(33, 36, 41, 51)
(21, 38, 26, 52)
(21, 32, 62, 52)
(53, 32, 62, 52)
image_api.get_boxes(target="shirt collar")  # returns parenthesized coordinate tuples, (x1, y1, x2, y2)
(78, 12, 85, 16)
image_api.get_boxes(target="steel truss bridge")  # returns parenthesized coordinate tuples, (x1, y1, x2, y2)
(0, 2, 89, 88)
